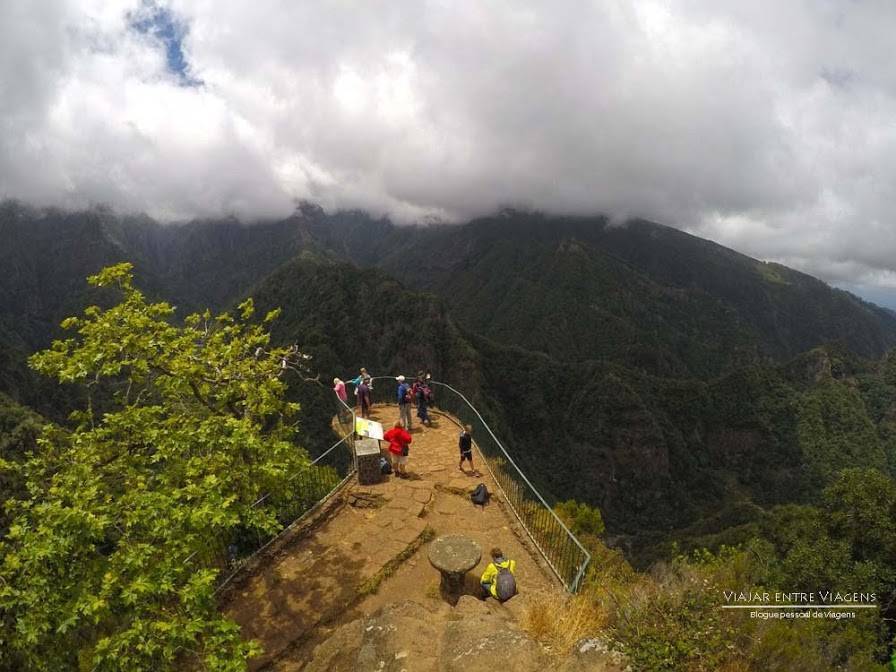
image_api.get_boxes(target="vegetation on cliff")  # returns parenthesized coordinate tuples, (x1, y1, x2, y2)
(541, 481, 895, 671)
(0, 265, 314, 671)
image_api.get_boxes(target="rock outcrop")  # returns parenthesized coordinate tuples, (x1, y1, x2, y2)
(303, 598, 627, 672)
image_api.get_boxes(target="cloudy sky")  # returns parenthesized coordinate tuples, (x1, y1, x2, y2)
(2, 1, 896, 303)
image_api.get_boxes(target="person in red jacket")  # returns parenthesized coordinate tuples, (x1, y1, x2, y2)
(383, 420, 413, 478)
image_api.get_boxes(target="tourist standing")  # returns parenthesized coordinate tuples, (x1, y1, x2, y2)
(396, 375, 413, 429)
(333, 377, 349, 423)
(333, 377, 347, 403)
(458, 424, 475, 472)
(357, 379, 371, 419)
(349, 367, 373, 411)
(425, 370, 435, 408)
(384, 420, 412, 478)
(349, 367, 372, 388)
(416, 379, 433, 427)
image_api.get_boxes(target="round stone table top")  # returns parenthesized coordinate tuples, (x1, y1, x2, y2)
(428, 535, 482, 575)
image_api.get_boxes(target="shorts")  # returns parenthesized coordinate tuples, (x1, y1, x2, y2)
(393, 454, 408, 465)
(460, 450, 473, 461)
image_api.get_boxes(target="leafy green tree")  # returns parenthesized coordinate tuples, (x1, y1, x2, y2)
(824, 468, 896, 590)
(797, 381, 886, 482)
(0, 395, 43, 535)
(0, 263, 313, 671)
(555, 500, 605, 540)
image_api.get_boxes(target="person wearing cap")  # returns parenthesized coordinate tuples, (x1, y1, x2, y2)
(396, 375, 413, 430)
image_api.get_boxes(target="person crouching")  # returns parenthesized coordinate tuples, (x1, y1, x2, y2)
(480, 547, 517, 601)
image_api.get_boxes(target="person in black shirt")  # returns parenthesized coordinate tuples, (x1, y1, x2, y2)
(459, 424, 475, 473)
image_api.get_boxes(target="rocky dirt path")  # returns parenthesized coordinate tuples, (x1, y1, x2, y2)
(224, 404, 558, 671)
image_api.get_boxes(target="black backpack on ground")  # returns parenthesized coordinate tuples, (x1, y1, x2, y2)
(380, 456, 392, 474)
(470, 483, 489, 506)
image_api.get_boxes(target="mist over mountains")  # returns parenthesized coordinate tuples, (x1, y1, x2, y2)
(4, 200, 896, 563)
(4, 200, 895, 362)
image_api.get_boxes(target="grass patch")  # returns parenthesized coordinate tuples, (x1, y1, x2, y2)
(424, 581, 441, 601)
(357, 526, 436, 598)
(756, 260, 790, 285)
(523, 593, 608, 654)
(434, 483, 472, 498)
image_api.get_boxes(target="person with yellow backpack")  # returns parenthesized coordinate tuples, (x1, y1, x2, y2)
(480, 547, 517, 601)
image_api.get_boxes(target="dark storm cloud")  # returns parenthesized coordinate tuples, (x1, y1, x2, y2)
(2, 1, 896, 292)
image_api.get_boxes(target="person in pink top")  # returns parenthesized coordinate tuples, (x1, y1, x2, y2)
(333, 378, 350, 424)
(333, 377, 347, 402)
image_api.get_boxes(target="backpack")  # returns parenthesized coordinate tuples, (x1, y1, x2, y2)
(380, 456, 392, 474)
(494, 563, 517, 602)
(470, 483, 489, 506)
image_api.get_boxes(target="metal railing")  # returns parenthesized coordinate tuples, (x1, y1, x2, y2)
(196, 393, 357, 591)
(365, 376, 591, 593)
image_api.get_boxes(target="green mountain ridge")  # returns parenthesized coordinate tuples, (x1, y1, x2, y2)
(4, 200, 894, 366)
(3, 201, 896, 562)
(324, 210, 896, 372)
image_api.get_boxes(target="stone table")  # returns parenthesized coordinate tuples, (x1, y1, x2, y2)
(428, 534, 482, 604)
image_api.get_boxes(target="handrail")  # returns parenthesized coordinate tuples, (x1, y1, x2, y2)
(365, 375, 591, 593)
(251, 430, 354, 508)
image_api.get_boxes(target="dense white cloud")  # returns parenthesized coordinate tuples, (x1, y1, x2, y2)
(2, 0, 896, 297)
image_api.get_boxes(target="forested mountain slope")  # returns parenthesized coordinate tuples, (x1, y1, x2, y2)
(3, 202, 896, 558)
(300, 209, 896, 374)
(0, 202, 306, 409)
(5, 201, 894, 377)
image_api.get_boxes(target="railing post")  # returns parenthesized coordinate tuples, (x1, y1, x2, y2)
(571, 557, 590, 593)
(351, 402, 357, 473)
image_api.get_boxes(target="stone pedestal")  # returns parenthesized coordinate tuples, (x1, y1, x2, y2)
(428, 535, 482, 605)
(355, 438, 383, 486)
